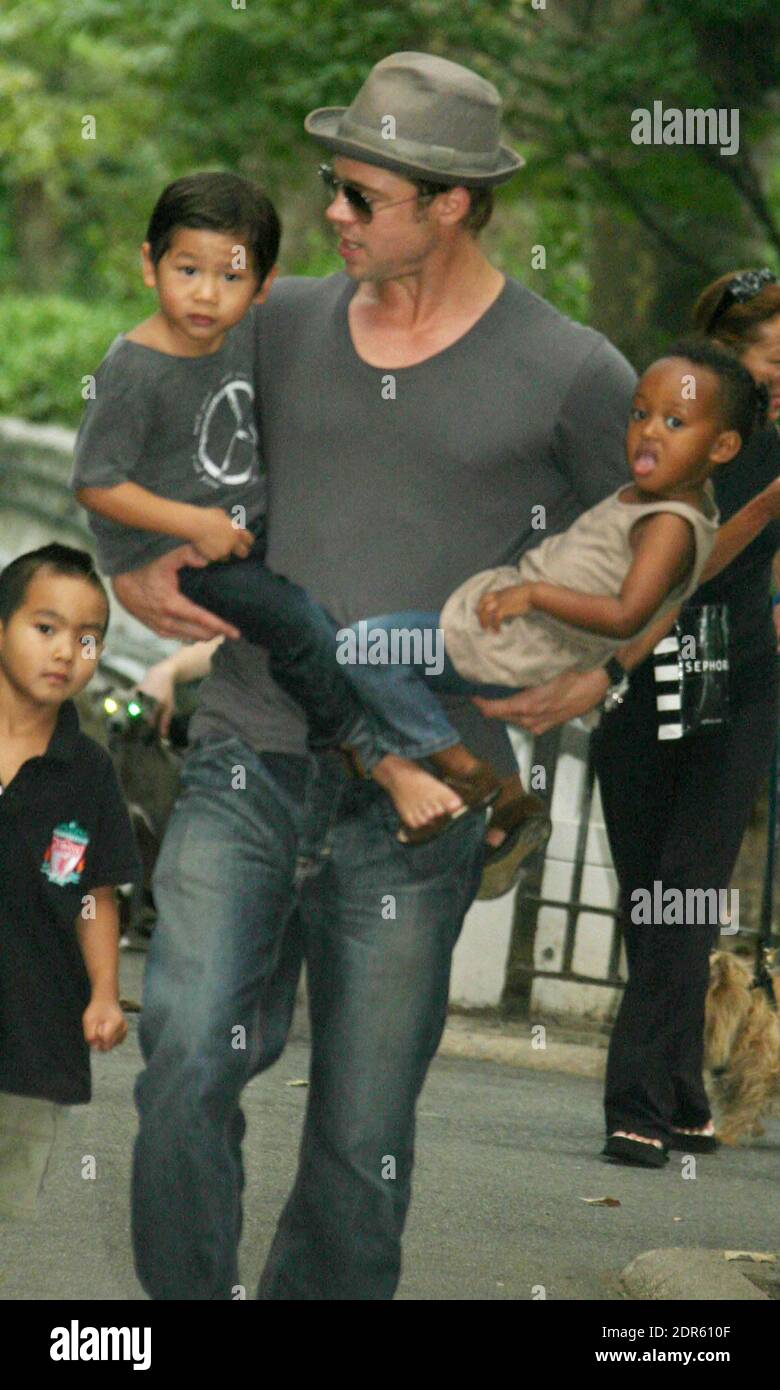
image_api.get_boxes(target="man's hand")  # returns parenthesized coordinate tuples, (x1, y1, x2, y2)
(477, 582, 534, 632)
(473, 666, 609, 736)
(192, 508, 255, 562)
(112, 545, 241, 642)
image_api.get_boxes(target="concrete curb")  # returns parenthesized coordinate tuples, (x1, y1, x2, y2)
(620, 1248, 772, 1301)
(438, 1017, 607, 1079)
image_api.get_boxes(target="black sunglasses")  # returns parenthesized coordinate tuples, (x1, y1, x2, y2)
(318, 164, 421, 222)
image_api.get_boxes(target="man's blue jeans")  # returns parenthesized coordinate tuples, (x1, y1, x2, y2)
(131, 737, 486, 1299)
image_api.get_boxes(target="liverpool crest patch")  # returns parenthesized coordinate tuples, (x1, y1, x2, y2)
(41, 821, 89, 887)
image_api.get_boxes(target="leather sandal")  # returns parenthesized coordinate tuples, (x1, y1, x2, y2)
(339, 745, 369, 780)
(476, 779, 552, 900)
(396, 760, 501, 847)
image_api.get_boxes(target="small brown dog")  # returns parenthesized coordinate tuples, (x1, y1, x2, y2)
(704, 950, 780, 1145)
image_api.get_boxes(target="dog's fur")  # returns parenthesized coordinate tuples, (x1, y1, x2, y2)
(704, 951, 780, 1144)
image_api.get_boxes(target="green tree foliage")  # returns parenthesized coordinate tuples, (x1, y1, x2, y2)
(0, 294, 135, 424)
(0, 0, 778, 418)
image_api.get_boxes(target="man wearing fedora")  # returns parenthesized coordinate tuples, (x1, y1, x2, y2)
(120, 52, 635, 1299)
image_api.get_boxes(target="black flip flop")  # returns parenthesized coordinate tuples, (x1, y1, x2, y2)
(667, 1131, 720, 1153)
(602, 1135, 668, 1168)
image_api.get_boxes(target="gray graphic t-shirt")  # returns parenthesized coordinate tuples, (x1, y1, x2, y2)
(191, 274, 637, 774)
(70, 307, 265, 575)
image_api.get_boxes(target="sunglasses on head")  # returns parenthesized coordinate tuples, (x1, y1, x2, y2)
(317, 164, 422, 221)
(707, 267, 778, 333)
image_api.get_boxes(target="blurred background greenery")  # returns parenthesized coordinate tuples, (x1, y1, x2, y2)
(1, 0, 779, 425)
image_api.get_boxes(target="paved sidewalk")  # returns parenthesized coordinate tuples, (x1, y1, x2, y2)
(1, 947, 772, 1303)
(439, 1005, 778, 1300)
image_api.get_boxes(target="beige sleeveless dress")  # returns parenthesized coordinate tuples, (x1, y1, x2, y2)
(440, 484, 719, 687)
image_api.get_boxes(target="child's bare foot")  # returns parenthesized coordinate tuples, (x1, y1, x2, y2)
(371, 754, 464, 831)
(434, 764, 536, 849)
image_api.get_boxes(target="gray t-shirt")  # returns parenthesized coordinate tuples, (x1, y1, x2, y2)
(191, 273, 637, 773)
(70, 307, 265, 576)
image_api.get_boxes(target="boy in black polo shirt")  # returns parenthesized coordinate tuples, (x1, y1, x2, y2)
(0, 543, 139, 1218)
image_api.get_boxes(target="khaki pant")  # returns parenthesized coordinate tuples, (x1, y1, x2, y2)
(0, 1092, 66, 1220)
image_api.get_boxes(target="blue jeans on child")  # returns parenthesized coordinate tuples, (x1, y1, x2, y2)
(179, 542, 516, 769)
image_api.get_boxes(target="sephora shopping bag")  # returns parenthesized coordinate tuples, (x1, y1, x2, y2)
(652, 604, 730, 740)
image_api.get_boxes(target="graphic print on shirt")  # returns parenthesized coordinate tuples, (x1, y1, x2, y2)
(41, 821, 90, 887)
(193, 373, 260, 492)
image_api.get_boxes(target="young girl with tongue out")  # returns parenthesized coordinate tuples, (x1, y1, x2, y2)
(333, 337, 766, 889)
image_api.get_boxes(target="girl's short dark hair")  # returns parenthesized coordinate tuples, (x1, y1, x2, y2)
(661, 335, 769, 443)
(0, 544, 109, 631)
(146, 172, 281, 282)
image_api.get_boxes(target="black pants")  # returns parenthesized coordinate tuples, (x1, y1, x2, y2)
(593, 651, 777, 1143)
(179, 537, 365, 748)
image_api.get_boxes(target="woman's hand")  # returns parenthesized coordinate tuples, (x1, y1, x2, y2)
(111, 546, 241, 642)
(477, 583, 535, 632)
(473, 666, 609, 735)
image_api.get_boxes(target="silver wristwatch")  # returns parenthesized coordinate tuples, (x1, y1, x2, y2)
(603, 656, 629, 713)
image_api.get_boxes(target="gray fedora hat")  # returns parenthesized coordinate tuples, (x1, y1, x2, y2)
(304, 51, 524, 188)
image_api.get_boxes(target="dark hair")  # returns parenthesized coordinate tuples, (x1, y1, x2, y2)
(412, 179, 494, 234)
(145, 172, 281, 282)
(0, 544, 109, 631)
(693, 269, 780, 352)
(660, 335, 768, 443)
